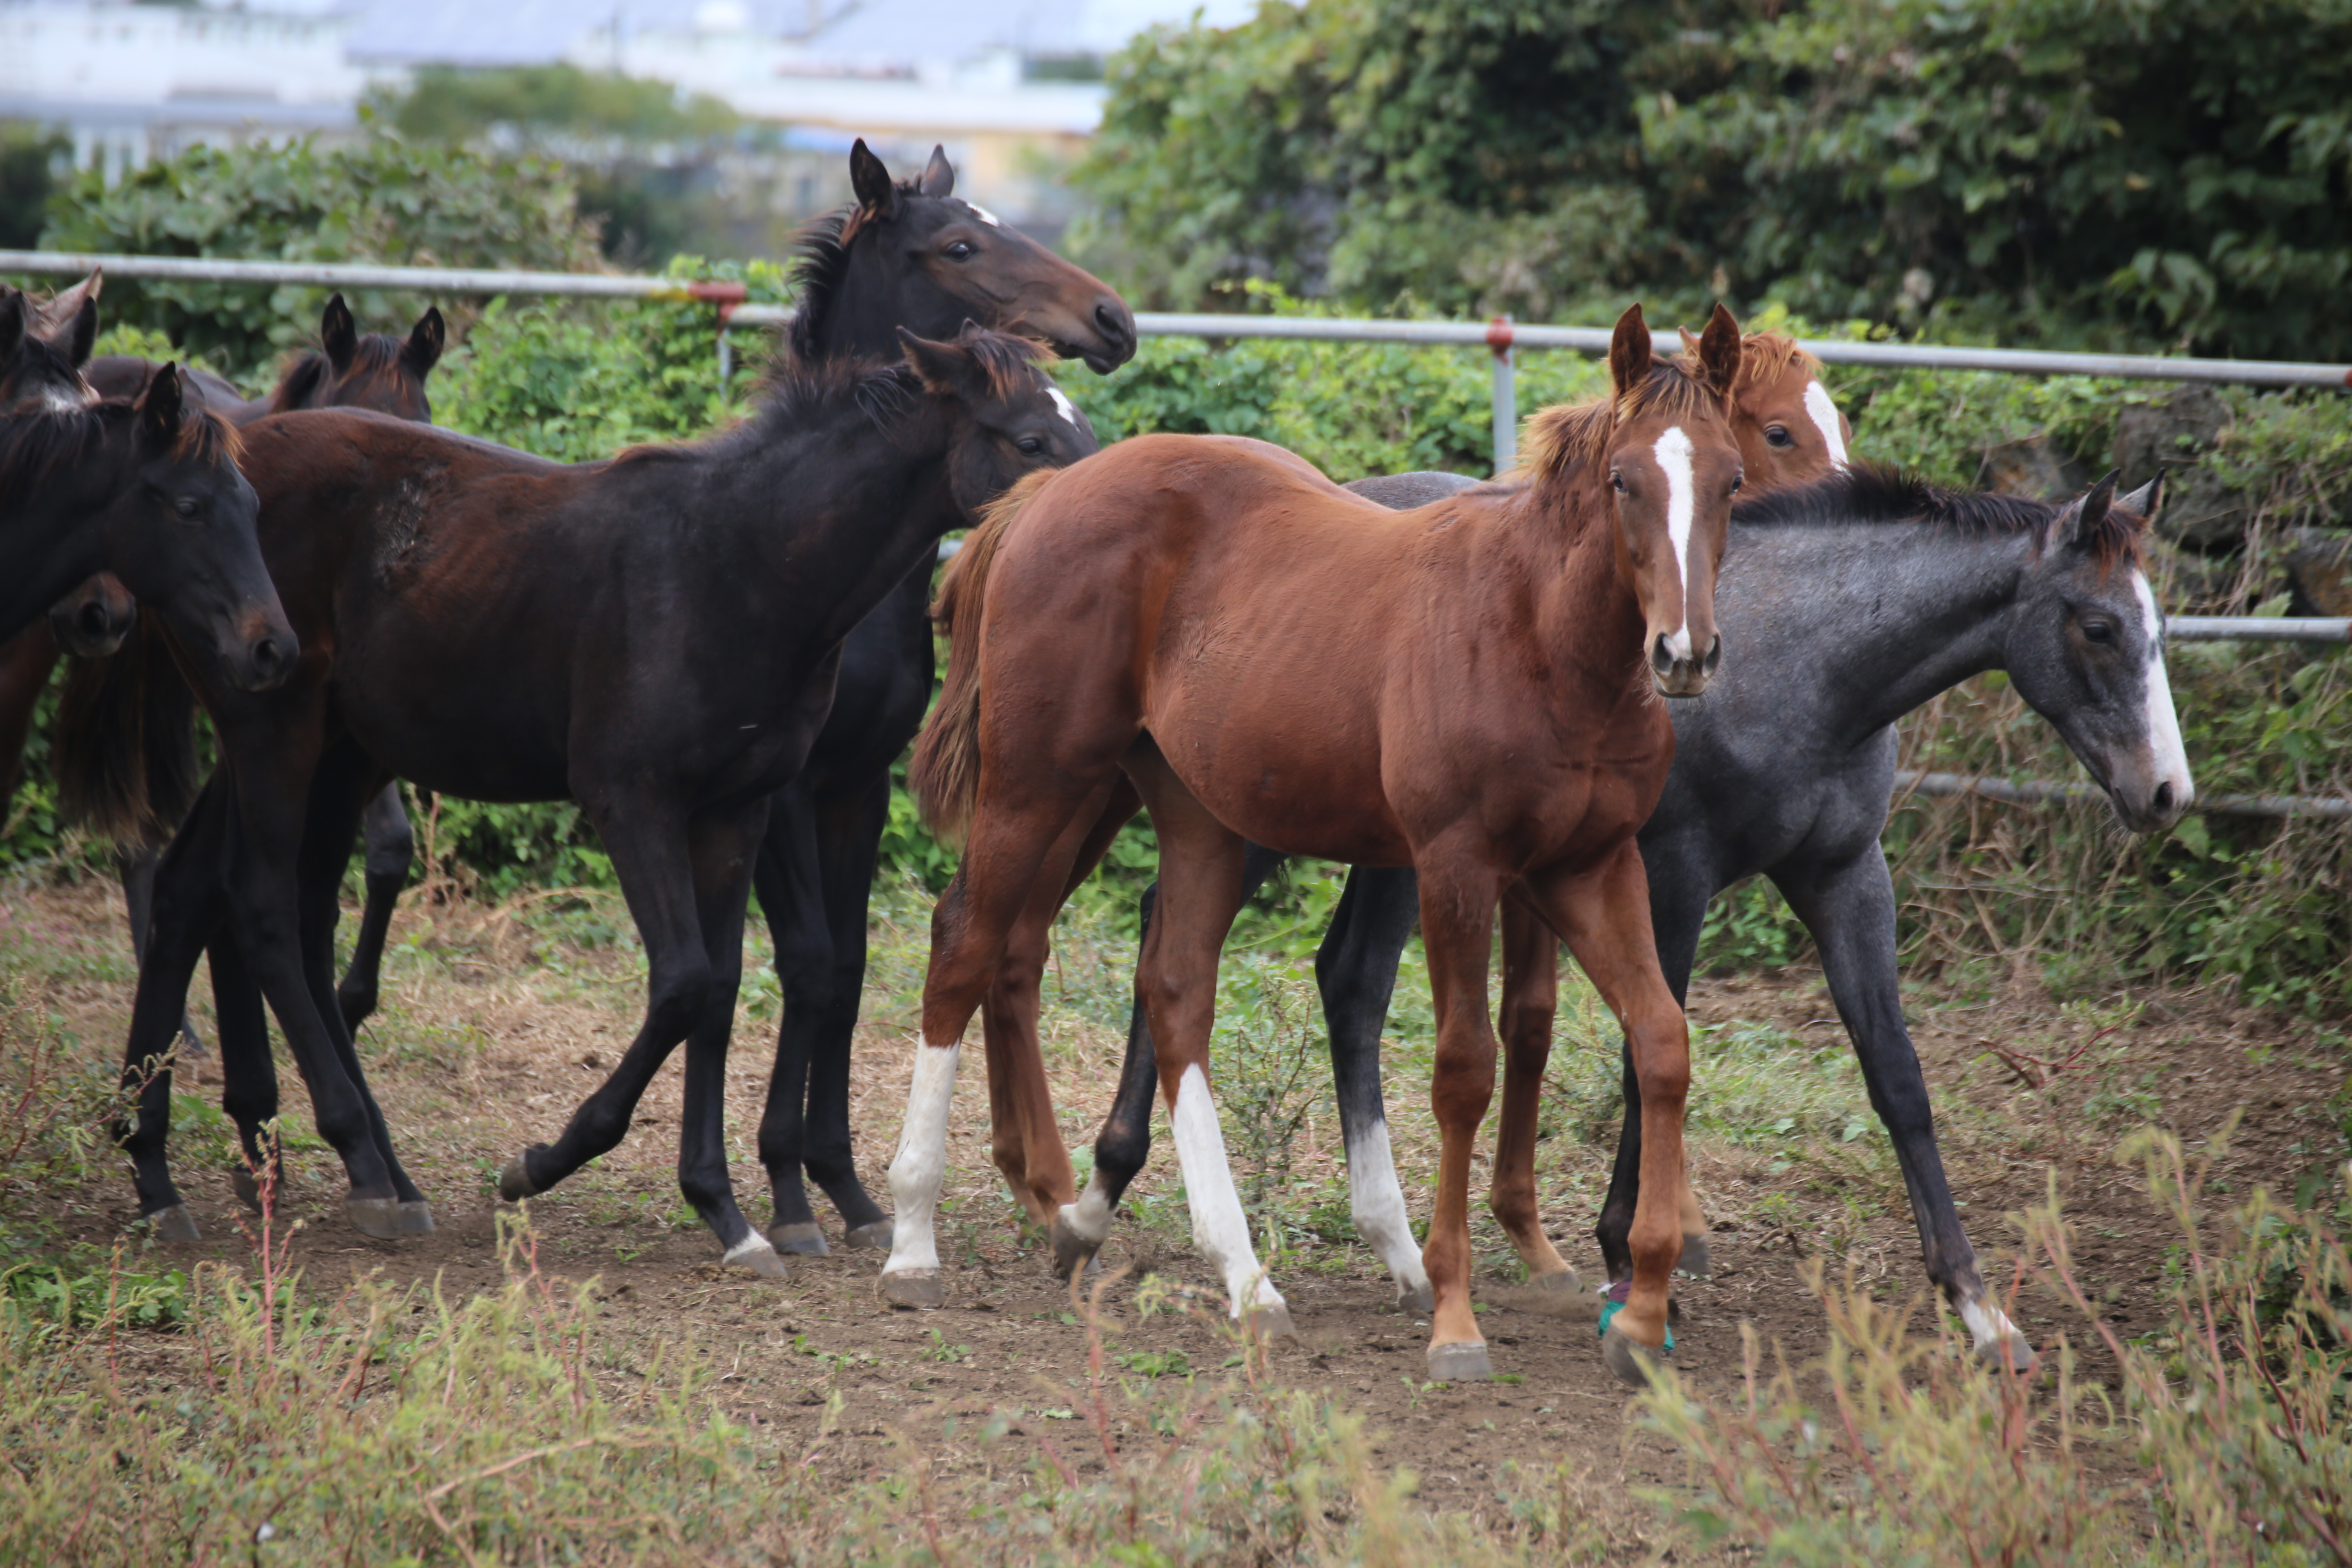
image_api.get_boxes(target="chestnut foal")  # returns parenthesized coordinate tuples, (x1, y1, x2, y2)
(889, 305, 1747, 1385)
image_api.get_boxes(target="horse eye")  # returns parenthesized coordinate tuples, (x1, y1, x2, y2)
(944, 242, 975, 261)
(1729, 475, 1743, 494)
(1764, 425, 1794, 448)
(1016, 435, 1045, 456)
(1610, 470, 1626, 493)
(173, 496, 200, 519)
(2082, 620, 2116, 645)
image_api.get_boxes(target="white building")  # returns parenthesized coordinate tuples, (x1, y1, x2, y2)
(0, 1, 366, 183)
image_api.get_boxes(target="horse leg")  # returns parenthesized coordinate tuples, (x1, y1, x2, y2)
(115, 774, 234, 1238)
(799, 773, 895, 1247)
(1523, 843, 1688, 1387)
(500, 796, 729, 1230)
(882, 762, 1119, 1306)
(1409, 849, 1505, 1381)
(214, 739, 408, 1236)
(335, 781, 412, 1033)
(0, 621, 58, 814)
(1121, 744, 1286, 1334)
(295, 742, 431, 1229)
(1053, 836, 1283, 1282)
(207, 928, 282, 1213)
(1489, 892, 1579, 1290)
(119, 840, 207, 1071)
(1595, 841, 1714, 1285)
(1771, 851, 2035, 1372)
(672, 798, 779, 1273)
(1314, 864, 1430, 1313)
(753, 782, 833, 1252)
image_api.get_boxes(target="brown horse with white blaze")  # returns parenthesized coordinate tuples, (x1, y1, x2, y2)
(889, 304, 1746, 1385)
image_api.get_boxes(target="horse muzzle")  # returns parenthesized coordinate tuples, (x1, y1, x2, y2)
(49, 577, 138, 659)
(226, 610, 299, 693)
(1650, 630, 1722, 699)
(2108, 772, 2192, 835)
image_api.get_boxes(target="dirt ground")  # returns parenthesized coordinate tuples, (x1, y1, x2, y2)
(4, 873, 2344, 1539)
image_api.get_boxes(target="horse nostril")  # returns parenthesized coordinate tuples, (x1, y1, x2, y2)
(1650, 635, 1674, 677)
(78, 604, 111, 636)
(1095, 301, 1131, 346)
(251, 637, 284, 675)
(1703, 633, 1723, 674)
(2153, 781, 2174, 817)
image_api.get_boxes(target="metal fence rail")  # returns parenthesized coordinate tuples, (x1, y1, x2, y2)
(1897, 771, 2352, 822)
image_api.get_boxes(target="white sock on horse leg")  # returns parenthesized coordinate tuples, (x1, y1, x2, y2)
(883, 1038, 959, 1277)
(1169, 1063, 1285, 1315)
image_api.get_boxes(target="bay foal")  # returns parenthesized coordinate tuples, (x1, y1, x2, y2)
(891, 305, 1746, 1384)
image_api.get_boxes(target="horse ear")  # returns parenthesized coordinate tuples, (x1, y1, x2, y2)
(1608, 303, 1652, 400)
(920, 144, 955, 199)
(405, 305, 446, 376)
(851, 138, 897, 219)
(2118, 473, 2162, 520)
(139, 362, 185, 446)
(1677, 325, 1702, 358)
(1696, 302, 1742, 400)
(65, 294, 99, 368)
(897, 324, 986, 400)
(2054, 469, 2119, 551)
(321, 294, 358, 372)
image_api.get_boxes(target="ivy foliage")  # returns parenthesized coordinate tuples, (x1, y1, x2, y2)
(1073, 0, 2352, 359)
(39, 134, 601, 378)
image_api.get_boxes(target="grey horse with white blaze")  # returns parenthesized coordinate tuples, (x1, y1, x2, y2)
(1067, 462, 2192, 1375)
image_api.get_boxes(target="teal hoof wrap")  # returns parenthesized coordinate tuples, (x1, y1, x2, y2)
(1596, 1298, 1673, 1351)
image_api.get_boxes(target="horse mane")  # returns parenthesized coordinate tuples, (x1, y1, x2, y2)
(1517, 356, 1729, 495)
(785, 170, 944, 364)
(0, 405, 107, 510)
(1731, 462, 2148, 572)
(172, 405, 241, 468)
(54, 612, 199, 846)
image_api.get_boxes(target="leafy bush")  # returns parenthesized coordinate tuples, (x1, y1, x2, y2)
(39, 134, 601, 378)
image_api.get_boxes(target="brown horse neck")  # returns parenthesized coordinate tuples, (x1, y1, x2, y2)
(1504, 466, 1653, 699)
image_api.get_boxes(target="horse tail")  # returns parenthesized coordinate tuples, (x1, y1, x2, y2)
(911, 469, 1055, 843)
(54, 615, 199, 849)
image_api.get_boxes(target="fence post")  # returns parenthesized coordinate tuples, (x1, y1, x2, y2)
(717, 330, 734, 399)
(1487, 315, 1516, 474)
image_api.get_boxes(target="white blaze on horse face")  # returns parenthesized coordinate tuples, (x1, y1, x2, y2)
(1170, 1063, 1286, 1314)
(1653, 425, 1697, 661)
(1045, 384, 1082, 431)
(1343, 1116, 1430, 1303)
(1803, 379, 1850, 472)
(882, 1038, 960, 1278)
(2132, 570, 2195, 806)
(964, 202, 1003, 228)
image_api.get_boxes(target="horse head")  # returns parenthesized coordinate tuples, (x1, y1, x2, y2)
(272, 294, 445, 421)
(2004, 473, 2193, 833)
(799, 142, 1135, 374)
(0, 287, 98, 414)
(1603, 302, 1745, 698)
(1683, 327, 1851, 490)
(896, 323, 1100, 514)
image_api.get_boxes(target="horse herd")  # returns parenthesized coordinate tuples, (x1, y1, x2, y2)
(0, 141, 2193, 1389)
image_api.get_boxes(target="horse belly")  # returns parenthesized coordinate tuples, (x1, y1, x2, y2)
(1145, 689, 1409, 865)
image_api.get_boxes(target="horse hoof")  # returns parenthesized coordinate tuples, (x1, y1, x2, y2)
(770, 1222, 829, 1256)
(1677, 1234, 1713, 1278)
(1977, 1336, 2040, 1376)
(1426, 1340, 1493, 1381)
(1244, 1301, 1301, 1345)
(1601, 1323, 1672, 1388)
(1530, 1266, 1584, 1294)
(726, 1237, 788, 1279)
(347, 1197, 404, 1240)
(1398, 1280, 1435, 1316)
(498, 1150, 543, 1203)
(231, 1168, 265, 1215)
(880, 1269, 944, 1309)
(843, 1218, 895, 1251)
(397, 1201, 435, 1236)
(1049, 1212, 1101, 1283)
(143, 1204, 200, 1243)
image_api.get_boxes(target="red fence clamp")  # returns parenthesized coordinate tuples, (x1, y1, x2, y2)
(1486, 316, 1515, 358)
(687, 280, 749, 325)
